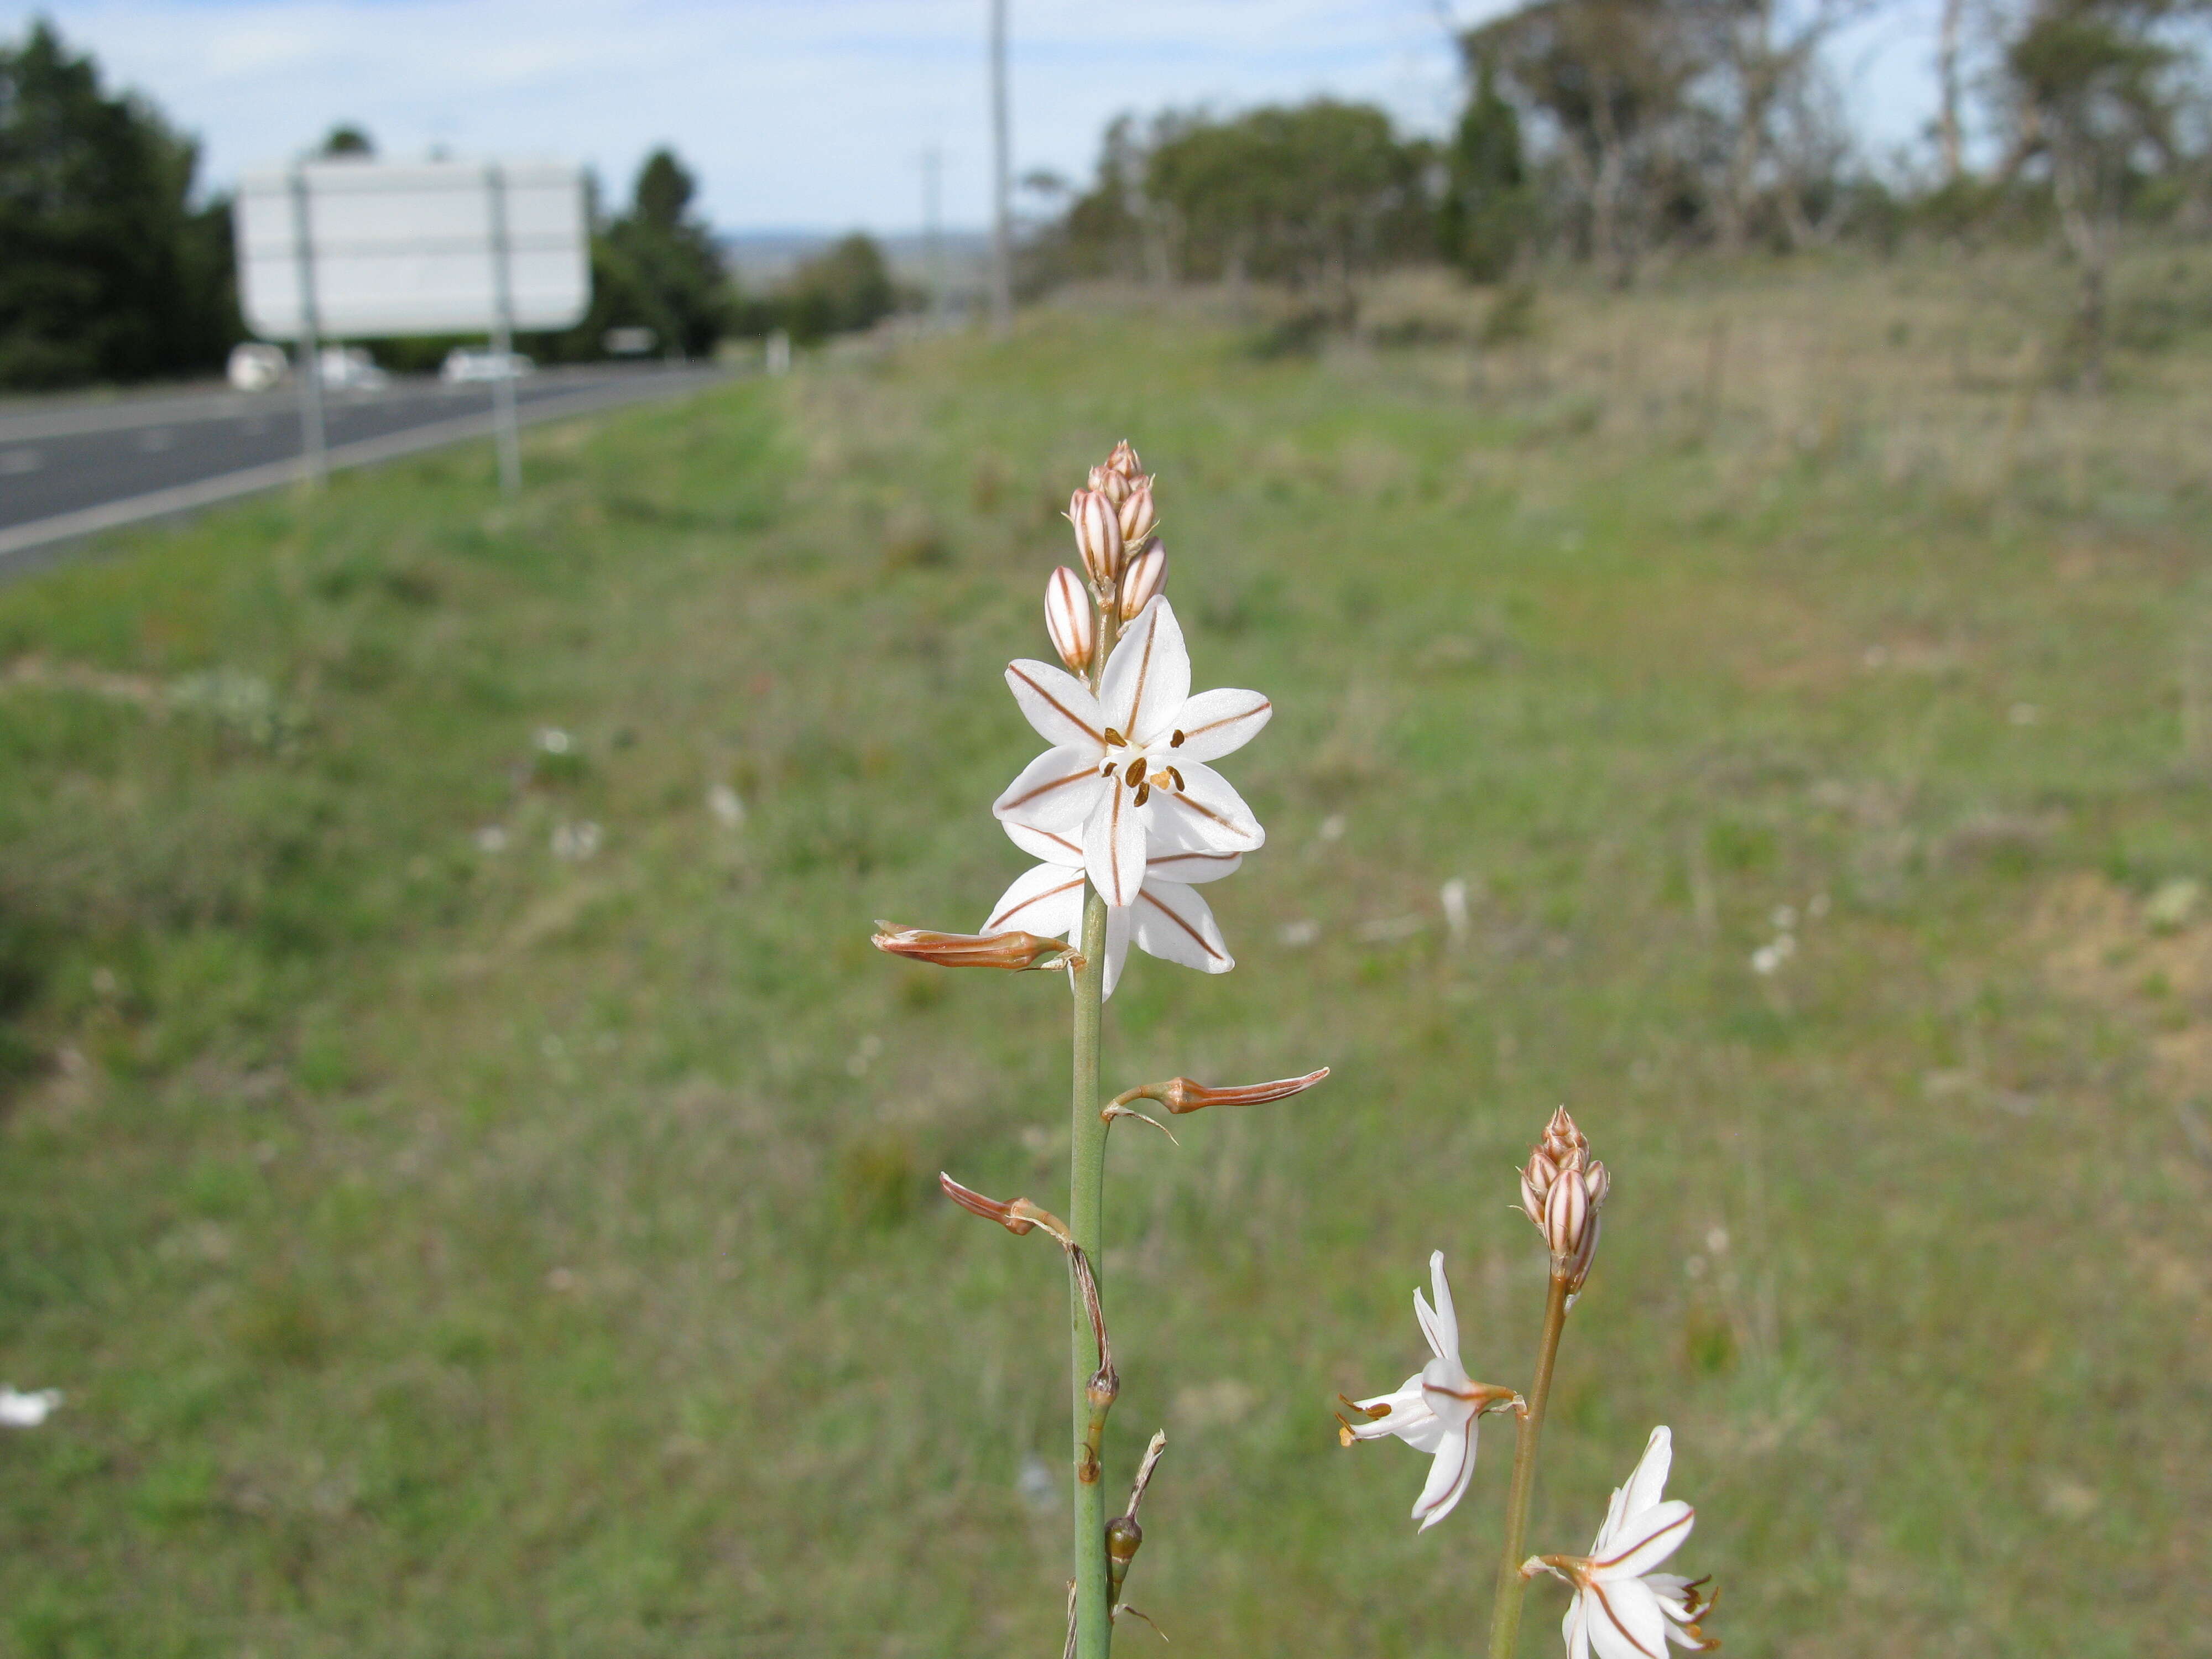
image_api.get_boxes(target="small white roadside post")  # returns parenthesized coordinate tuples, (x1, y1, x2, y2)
(285, 170, 328, 487)
(485, 164, 523, 496)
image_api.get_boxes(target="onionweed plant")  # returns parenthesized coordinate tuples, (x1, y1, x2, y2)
(1340, 1108, 1722, 1658)
(875, 441, 1327, 1657)
(878, 442, 1722, 1659)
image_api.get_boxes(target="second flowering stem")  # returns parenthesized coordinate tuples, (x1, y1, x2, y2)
(1486, 1273, 1572, 1659)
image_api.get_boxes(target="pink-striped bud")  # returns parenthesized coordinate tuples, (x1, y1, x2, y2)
(1543, 1165, 1588, 1258)
(1070, 488, 1125, 585)
(1117, 481, 1156, 547)
(1540, 1105, 1585, 1167)
(1119, 540, 1166, 619)
(1088, 465, 1130, 508)
(1045, 566, 1095, 672)
(1105, 439, 1144, 481)
(1518, 1152, 1552, 1224)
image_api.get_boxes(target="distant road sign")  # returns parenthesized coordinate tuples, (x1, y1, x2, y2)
(234, 160, 590, 340)
(231, 158, 591, 495)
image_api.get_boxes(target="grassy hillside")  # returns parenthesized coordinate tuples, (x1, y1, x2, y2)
(3, 250, 2211, 1657)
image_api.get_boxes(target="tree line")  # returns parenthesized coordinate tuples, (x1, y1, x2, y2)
(1033, 0, 2211, 368)
(0, 20, 899, 392)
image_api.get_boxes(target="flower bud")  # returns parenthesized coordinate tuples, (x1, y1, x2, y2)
(1045, 566, 1095, 672)
(1518, 1154, 1552, 1225)
(1105, 439, 1144, 481)
(1543, 1165, 1588, 1258)
(1540, 1104, 1586, 1167)
(1070, 488, 1125, 585)
(1088, 465, 1130, 508)
(1117, 481, 1156, 548)
(1119, 540, 1166, 619)
(873, 922, 1077, 971)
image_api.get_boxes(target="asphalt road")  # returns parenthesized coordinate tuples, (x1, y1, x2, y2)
(0, 363, 731, 573)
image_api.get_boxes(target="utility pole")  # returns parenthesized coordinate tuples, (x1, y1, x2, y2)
(923, 145, 946, 324)
(989, 0, 1013, 337)
(1937, 0, 1965, 184)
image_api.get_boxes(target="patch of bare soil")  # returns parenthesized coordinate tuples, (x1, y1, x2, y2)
(2031, 870, 2212, 1098)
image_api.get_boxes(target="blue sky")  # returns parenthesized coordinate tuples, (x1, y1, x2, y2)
(14, 0, 1951, 232)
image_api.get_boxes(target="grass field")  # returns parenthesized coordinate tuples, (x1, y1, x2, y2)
(3, 248, 2211, 1657)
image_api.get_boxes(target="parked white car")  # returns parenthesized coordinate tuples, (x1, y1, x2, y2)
(226, 342, 289, 390)
(317, 346, 389, 390)
(441, 348, 536, 384)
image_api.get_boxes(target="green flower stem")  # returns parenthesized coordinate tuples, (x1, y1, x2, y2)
(1486, 1274, 1572, 1659)
(1070, 886, 1113, 1659)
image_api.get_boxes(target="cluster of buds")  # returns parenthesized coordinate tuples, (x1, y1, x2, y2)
(1067, 441, 1162, 594)
(1517, 1107, 1609, 1291)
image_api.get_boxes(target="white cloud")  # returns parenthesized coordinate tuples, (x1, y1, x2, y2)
(5, 0, 1942, 230)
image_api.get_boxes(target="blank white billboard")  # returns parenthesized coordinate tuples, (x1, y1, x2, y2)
(236, 160, 591, 340)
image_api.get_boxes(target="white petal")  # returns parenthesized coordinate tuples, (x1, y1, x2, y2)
(1348, 1377, 1446, 1451)
(1146, 844, 1242, 885)
(1099, 596, 1190, 749)
(1586, 1579, 1668, 1659)
(1414, 1286, 1445, 1360)
(1085, 783, 1148, 909)
(1131, 880, 1232, 973)
(1420, 1357, 1481, 1431)
(994, 746, 1104, 834)
(1596, 1481, 1632, 1556)
(1412, 1422, 1478, 1531)
(1168, 686, 1272, 762)
(1621, 1426, 1673, 1520)
(1102, 901, 1133, 999)
(1005, 821, 1085, 868)
(1565, 1594, 1593, 1659)
(1424, 1250, 1462, 1364)
(1145, 759, 1263, 852)
(1005, 659, 1106, 750)
(984, 863, 1085, 938)
(1594, 1503, 1694, 1580)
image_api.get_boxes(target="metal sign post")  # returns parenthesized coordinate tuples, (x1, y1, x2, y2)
(485, 164, 522, 497)
(285, 170, 328, 486)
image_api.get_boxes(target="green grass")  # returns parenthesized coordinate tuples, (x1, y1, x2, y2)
(4, 257, 2212, 1656)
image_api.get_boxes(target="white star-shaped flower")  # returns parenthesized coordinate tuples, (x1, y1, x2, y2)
(992, 597, 1269, 909)
(1528, 1426, 1718, 1658)
(1339, 1251, 1520, 1531)
(984, 823, 1241, 999)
